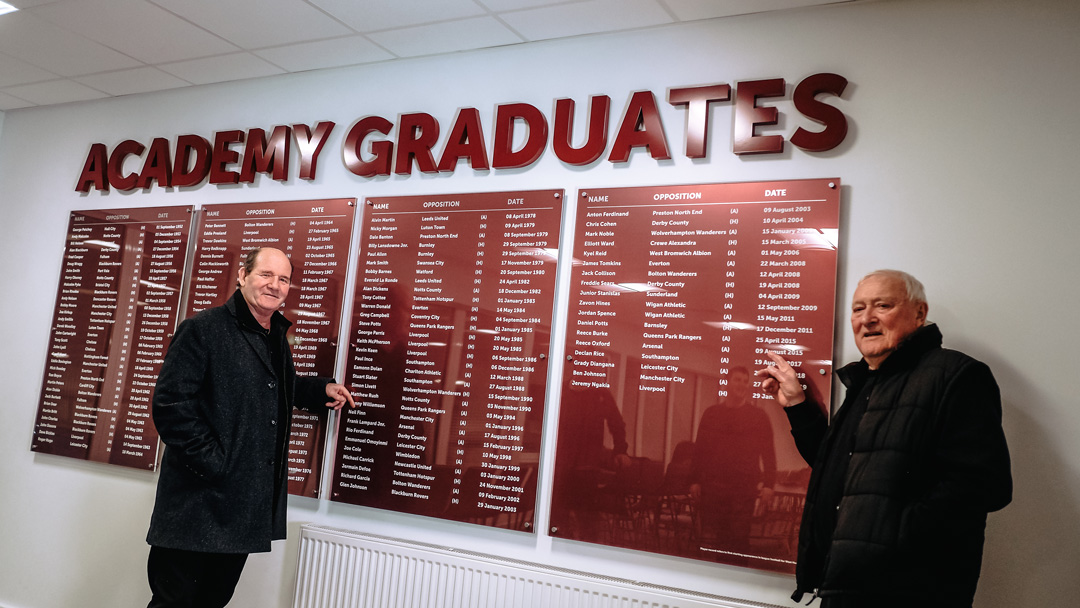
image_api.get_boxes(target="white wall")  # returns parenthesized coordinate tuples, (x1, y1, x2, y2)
(1, 0, 1078, 606)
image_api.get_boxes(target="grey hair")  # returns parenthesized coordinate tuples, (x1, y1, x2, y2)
(860, 269, 927, 305)
(237, 247, 293, 287)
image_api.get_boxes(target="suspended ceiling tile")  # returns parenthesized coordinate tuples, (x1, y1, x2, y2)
(4, 0, 56, 8)
(309, 0, 485, 33)
(31, 0, 239, 64)
(149, 0, 353, 49)
(157, 52, 285, 86)
(254, 35, 395, 73)
(0, 11, 142, 77)
(500, 0, 674, 41)
(74, 66, 191, 96)
(0, 0, 856, 109)
(2, 78, 109, 105)
(0, 51, 58, 88)
(0, 90, 36, 110)
(662, 0, 852, 21)
(480, 0, 588, 11)
(367, 16, 524, 58)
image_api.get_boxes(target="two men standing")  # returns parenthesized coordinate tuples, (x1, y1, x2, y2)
(145, 252, 1009, 608)
(146, 247, 354, 607)
(759, 270, 1012, 607)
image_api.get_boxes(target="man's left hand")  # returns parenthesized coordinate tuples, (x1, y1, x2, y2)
(324, 383, 356, 410)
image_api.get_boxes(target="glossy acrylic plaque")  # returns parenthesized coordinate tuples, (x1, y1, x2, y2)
(550, 179, 841, 573)
(32, 206, 193, 470)
(330, 190, 565, 531)
(184, 198, 357, 497)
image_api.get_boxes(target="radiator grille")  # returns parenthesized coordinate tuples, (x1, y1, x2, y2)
(293, 525, 782, 608)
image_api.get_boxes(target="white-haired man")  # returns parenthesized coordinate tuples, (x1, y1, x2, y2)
(758, 270, 1011, 607)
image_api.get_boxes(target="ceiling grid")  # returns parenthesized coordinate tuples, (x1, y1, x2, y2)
(0, 0, 854, 110)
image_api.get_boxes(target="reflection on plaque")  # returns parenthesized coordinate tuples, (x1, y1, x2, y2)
(331, 190, 564, 531)
(32, 206, 193, 470)
(184, 198, 357, 497)
(550, 179, 841, 573)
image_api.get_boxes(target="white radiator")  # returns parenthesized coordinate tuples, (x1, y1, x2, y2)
(293, 525, 783, 608)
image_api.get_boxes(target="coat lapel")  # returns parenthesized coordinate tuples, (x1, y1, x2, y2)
(239, 327, 274, 375)
(225, 291, 275, 376)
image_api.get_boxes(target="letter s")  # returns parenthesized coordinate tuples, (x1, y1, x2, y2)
(790, 73, 849, 152)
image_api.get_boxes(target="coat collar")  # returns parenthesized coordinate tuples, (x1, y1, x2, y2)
(225, 289, 291, 375)
(225, 288, 292, 333)
(837, 323, 943, 388)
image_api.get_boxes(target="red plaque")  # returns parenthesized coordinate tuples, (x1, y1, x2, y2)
(331, 190, 564, 531)
(32, 207, 193, 470)
(184, 198, 357, 497)
(550, 179, 840, 573)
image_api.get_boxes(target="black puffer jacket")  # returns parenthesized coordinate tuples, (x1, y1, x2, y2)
(784, 324, 1012, 605)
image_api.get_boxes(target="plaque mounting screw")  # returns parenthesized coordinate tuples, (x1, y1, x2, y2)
(550, 526, 558, 534)
(566, 355, 573, 360)
(828, 182, 836, 189)
(819, 369, 827, 375)
(581, 192, 588, 198)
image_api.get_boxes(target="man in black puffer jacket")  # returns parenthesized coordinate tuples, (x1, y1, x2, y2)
(758, 270, 1011, 608)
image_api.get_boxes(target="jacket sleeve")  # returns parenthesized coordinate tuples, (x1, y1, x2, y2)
(901, 359, 1013, 546)
(152, 318, 227, 481)
(784, 398, 829, 466)
(294, 375, 334, 412)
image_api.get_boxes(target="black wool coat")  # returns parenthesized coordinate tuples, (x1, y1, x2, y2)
(146, 291, 330, 554)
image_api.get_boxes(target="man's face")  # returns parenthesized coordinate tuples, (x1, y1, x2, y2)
(850, 274, 927, 369)
(238, 249, 292, 320)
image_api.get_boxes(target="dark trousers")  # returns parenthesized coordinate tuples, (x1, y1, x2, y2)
(147, 546, 249, 608)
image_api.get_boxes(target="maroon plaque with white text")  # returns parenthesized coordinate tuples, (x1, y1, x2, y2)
(550, 179, 840, 573)
(184, 198, 356, 497)
(330, 190, 564, 531)
(32, 206, 193, 470)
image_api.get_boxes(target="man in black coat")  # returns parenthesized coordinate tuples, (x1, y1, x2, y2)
(757, 270, 1011, 608)
(145, 247, 354, 608)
